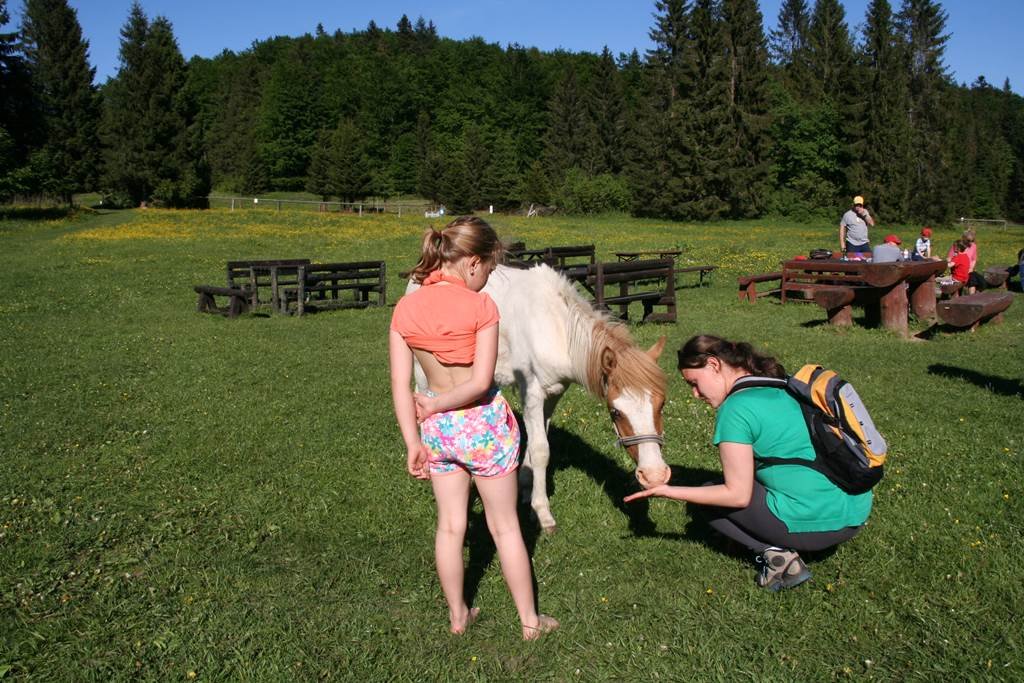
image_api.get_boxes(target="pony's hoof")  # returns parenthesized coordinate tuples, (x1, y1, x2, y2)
(541, 523, 558, 535)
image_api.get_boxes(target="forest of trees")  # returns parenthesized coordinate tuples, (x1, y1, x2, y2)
(1, 0, 1023, 223)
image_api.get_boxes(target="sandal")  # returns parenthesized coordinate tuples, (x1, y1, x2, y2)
(522, 614, 559, 641)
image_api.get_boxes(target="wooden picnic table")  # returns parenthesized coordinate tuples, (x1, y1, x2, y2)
(249, 263, 306, 314)
(781, 258, 948, 337)
(615, 249, 682, 262)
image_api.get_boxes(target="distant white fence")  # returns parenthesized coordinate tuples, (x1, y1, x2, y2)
(207, 195, 434, 217)
(958, 216, 1007, 230)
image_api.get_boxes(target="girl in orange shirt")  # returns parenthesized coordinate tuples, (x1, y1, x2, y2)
(389, 216, 557, 640)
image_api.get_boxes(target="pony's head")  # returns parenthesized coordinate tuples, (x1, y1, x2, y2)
(588, 329, 671, 489)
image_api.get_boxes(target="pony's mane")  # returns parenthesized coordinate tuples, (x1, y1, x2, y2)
(538, 266, 666, 398)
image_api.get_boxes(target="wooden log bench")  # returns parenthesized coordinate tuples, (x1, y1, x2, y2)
(507, 244, 595, 271)
(937, 291, 1013, 331)
(738, 271, 782, 302)
(281, 261, 387, 316)
(589, 259, 676, 323)
(227, 258, 311, 310)
(811, 285, 870, 326)
(194, 285, 251, 318)
(938, 280, 964, 298)
(675, 264, 717, 287)
(544, 244, 596, 270)
(983, 266, 1011, 290)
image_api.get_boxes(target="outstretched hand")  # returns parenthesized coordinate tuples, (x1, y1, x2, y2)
(623, 484, 672, 503)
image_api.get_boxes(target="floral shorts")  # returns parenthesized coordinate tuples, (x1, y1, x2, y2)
(420, 389, 520, 478)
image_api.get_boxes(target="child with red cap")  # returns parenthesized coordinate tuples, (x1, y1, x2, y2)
(913, 227, 932, 261)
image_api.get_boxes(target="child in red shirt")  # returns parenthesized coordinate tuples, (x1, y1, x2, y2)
(944, 239, 985, 294)
(389, 216, 558, 640)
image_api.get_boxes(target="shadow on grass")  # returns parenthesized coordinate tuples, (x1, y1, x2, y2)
(928, 363, 1023, 398)
(461, 419, 847, 605)
(0, 206, 74, 220)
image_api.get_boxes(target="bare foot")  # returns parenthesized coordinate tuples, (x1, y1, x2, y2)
(522, 614, 559, 641)
(450, 606, 480, 635)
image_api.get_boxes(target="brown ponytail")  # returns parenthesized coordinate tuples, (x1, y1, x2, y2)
(677, 334, 786, 379)
(408, 216, 504, 283)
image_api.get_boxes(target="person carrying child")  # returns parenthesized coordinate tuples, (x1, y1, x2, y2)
(389, 216, 558, 640)
(913, 227, 933, 260)
(625, 335, 873, 591)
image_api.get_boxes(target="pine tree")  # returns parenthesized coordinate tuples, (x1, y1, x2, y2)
(626, 0, 692, 218)
(898, 0, 953, 221)
(647, 0, 691, 104)
(769, 0, 809, 64)
(306, 129, 332, 200)
(671, 0, 730, 219)
(805, 0, 855, 104)
(721, 0, 772, 217)
(623, 67, 674, 217)
(769, 0, 812, 94)
(542, 66, 595, 182)
(850, 0, 912, 222)
(206, 55, 263, 192)
(101, 4, 208, 206)
(100, 3, 153, 204)
(20, 0, 99, 204)
(0, 0, 34, 198)
(326, 119, 369, 202)
(256, 41, 321, 186)
(588, 46, 626, 175)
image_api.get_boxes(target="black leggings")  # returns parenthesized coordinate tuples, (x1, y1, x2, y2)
(699, 481, 862, 554)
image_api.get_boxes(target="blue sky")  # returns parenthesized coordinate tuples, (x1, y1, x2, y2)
(9, 1, 1023, 93)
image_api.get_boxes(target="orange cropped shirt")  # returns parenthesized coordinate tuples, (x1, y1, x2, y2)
(390, 271, 499, 364)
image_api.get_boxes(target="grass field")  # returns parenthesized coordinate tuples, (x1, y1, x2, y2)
(1, 207, 1022, 681)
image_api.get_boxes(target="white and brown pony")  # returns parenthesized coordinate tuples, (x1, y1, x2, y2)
(409, 264, 671, 532)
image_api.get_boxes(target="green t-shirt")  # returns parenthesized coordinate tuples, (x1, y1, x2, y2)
(713, 387, 873, 533)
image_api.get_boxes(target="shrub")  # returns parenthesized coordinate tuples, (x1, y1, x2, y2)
(554, 168, 631, 215)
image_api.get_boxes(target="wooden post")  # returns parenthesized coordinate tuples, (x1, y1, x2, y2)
(878, 284, 909, 338)
(908, 275, 938, 320)
(296, 266, 306, 317)
(814, 288, 855, 326)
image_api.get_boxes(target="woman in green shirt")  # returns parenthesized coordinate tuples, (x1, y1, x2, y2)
(625, 335, 872, 591)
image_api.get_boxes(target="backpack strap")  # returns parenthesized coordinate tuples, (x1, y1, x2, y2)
(725, 374, 839, 480)
(727, 375, 788, 396)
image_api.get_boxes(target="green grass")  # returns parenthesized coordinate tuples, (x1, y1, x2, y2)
(1, 208, 1022, 681)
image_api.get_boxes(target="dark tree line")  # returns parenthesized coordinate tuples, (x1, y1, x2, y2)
(1, 0, 1023, 222)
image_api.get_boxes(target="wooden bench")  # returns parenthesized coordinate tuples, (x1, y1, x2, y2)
(507, 244, 595, 271)
(194, 285, 251, 318)
(938, 280, 964, 298)
(738, 271, 782, 302)
(281, 261, 387, 316)
(675, 264, 717, 287)
(811, 285, 874, 326)
(983, 266, 1011, 289)
(937, 291, 1013, 331)
(227, 258, 311, 309)
(545, 244, 596, 269)
(588, 259, 676, 323)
